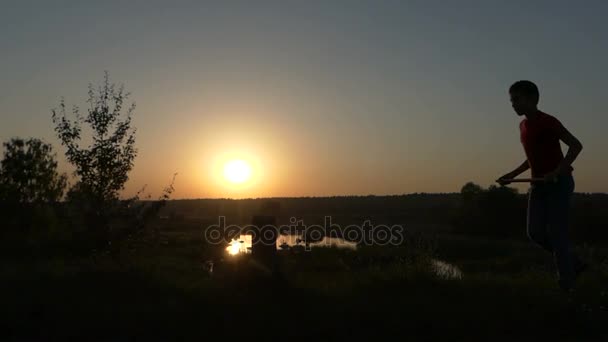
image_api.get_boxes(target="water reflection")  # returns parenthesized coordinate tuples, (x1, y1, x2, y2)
(225, 235, 252, 255)
(277, 234, 357, 250)
(225, 234, 357, 254)
(224, 234, 462, 279)
(431, 259, 463, 279)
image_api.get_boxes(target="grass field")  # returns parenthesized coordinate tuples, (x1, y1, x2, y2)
(1, 228, 607, 341)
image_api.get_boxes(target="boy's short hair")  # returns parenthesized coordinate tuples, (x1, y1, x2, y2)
(509, 80, 540, 104)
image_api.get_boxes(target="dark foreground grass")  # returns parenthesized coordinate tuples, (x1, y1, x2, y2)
(1, 235, 607, 341)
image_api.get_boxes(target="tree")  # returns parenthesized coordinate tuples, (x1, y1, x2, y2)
(52, 72, 137, 206)
(52, 72, 138, 247)
(460, 182, 483, 203)
(0, 138, 67, 204)
(52, 73, 175, 252)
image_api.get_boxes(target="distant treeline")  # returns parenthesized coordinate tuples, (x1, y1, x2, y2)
(158, 187, 608, 244)
(159, 193, 461, 227)
(2, 185, 607, 251)
(455, 182, 608, 242)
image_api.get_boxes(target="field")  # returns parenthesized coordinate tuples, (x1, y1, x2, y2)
(2, 197, 608, 341)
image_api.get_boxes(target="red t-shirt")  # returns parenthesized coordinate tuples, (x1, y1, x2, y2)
(520, 111, 572, 177)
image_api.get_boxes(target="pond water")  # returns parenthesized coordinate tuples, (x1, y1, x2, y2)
(276, 234, 358, 250)
(225, 234, 357, 255)
(225, 234, 462, 279)
(431, 259, 463, 279)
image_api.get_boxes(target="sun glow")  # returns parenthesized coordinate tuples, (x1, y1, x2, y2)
(207, 149, 266, 197)
(223, 159, 252, 184)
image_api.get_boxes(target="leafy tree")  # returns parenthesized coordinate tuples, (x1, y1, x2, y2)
(460, 182, 483, 203)
(52, 71, 137, 207)
(51, 72, 139, 248)
(0, 138, 67, 204)
(52, 72, 175, 252)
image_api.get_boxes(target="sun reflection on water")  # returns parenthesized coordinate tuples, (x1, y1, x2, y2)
(225, 235, 252, 255)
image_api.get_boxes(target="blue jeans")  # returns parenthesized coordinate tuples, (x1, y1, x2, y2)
(527, 174, 581, 288)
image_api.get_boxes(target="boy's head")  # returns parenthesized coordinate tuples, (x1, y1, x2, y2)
(509, 80, 539, 116)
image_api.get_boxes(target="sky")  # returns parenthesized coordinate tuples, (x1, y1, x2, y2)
(1, 0, 607, 199)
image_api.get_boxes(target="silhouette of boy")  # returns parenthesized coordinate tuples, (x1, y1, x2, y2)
(497, 80, 586, 291)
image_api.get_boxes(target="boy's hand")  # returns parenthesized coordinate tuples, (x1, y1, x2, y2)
(496, 172, 517, 186)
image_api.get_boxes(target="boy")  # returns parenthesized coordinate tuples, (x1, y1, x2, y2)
(497, 80, 586, 291)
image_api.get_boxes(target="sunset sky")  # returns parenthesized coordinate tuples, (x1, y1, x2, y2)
(1, 1, 607, 198)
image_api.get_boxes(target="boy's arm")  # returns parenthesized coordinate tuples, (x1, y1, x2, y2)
(497, 160, 530, 185)
(546, 124, 583, 180)
(510, 160, 531, 176)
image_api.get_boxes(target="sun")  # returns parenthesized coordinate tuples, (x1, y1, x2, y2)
(223, 159, 252, 184)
